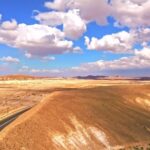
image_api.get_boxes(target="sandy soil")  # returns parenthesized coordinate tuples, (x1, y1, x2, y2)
(0, 79, 142, 116)
(0, 80, 150, 150)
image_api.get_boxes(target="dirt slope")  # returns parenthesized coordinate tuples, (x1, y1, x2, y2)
(0, 85, 150, 150)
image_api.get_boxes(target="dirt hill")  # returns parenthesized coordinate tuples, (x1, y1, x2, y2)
(0, 85, 150, 150)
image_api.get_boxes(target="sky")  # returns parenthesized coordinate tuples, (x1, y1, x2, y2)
(0, 0, 150, 77)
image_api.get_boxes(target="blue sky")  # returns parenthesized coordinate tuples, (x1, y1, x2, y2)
(0, 0, 150, 76)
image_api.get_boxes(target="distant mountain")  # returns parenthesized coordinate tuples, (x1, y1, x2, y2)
(75, 75, 133, 80)
(75, 75, 107, 80)
(75, 75, 150, 80)
(139, 77, 150, 80)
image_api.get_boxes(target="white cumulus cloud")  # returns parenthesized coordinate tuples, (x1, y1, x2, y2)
(111, 0, 150, 27)
(0, 56, 20, 63)
(0, 21, 80, 57)
(85, 31, 136, 53)
(1, 19, 17, 30)
(67, 49, 150, 76)
(44, 0, 111, 25)
(35, 9, 86, 39)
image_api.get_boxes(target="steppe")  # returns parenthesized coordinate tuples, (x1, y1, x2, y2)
(0, 78, 150, 150)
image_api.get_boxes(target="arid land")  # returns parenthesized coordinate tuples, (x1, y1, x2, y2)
(0, 79, 150, 150)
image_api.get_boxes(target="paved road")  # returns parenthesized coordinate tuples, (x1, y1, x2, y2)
(0, 107, 31, 131)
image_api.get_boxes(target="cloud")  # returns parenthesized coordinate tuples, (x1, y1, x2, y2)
(25, 52, 56, 61)
(25, 52, 32, 58)
(0, 21, 80, 56)
(1, 19, 17, 30)
(18, 46, 150, 76)
(0, 63, 16, 75)
(137, 28, 150, 44)
(44, 0, 111, 25)
(35, 9, 86, 39)
(85, 31, 137, 53)
(85, 28, 150, 53)
(0, 0, 150, 77)
(130, 0, 147, 4)
(0, 56, 20, 63)
(34, 11, 65, 26)
(111, 0, 150, 27)
(21, 65, 29, 70)
(135, 47, 150, 60)
(35, 0, 111, 39)
(44, 0, 69, 11)
(65, 47, 150, 76)
(68, 0, 111, 25)
(44, 0, 150, 28)
(72, 46, 82, 53)
(38, 0, 150, 29)
(30, 69, 60, 74)
(19, 65, 61, 76)
(34, 0, 150, 42)
(63, 9, 86, 39)
(42, 56, 56, 61)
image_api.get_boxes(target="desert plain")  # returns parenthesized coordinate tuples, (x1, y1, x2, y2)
(0, 78, 150, 150)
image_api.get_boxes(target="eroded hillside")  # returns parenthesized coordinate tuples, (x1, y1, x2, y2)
(0, 84, 150, 150)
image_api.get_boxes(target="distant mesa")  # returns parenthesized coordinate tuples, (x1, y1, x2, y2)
(75, 75, 107, 80)
(75, 75, 139, 80)
(74, 75, 148, 80)
(140, 77, 150, 80)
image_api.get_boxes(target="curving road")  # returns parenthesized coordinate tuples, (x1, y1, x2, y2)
(0, 107, 31, 131)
